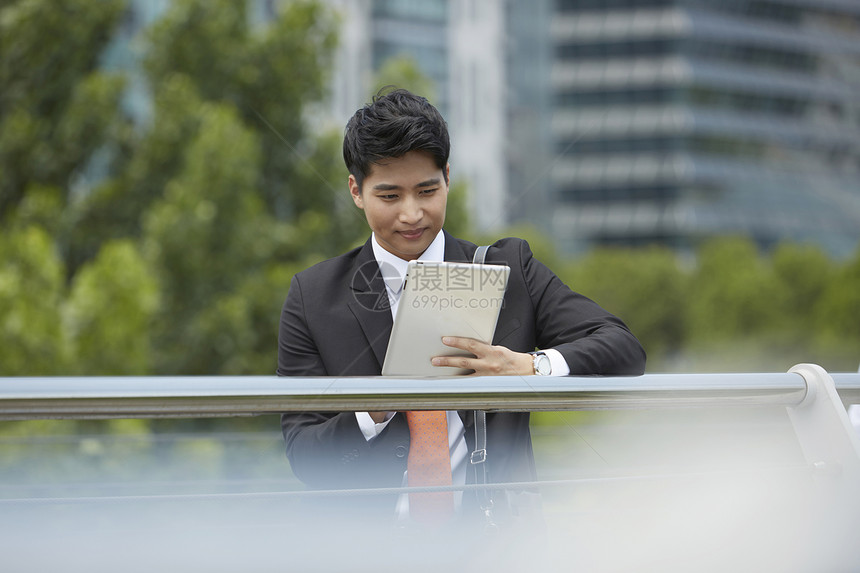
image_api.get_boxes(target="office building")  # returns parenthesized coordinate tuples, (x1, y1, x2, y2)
(550, 0, 860, 256)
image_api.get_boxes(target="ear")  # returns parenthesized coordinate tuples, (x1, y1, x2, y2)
(445, 163, 450, 189)
(348, 175, 363, 209)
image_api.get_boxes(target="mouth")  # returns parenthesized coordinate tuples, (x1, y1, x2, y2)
(398, 228, 425, 240)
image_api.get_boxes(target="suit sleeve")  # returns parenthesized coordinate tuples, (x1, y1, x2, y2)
(277, 274, 408, 489)
(515, 240, 646, 375)
(278, 275, 326, 377)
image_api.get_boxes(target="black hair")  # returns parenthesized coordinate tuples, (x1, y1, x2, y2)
(343, 87, 450, 191)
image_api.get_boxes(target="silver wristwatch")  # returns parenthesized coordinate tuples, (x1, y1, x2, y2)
(532, 351, 552, 376)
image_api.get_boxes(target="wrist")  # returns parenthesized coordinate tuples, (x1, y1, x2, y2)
(522, 352, 535, 375)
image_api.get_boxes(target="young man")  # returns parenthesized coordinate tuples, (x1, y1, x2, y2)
(277, 89, 646, 525)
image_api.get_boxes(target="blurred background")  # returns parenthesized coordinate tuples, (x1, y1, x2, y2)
(1, 0, 859, 555)
(2, 0, 859, 379)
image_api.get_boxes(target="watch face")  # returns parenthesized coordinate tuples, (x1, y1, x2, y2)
(535, 353, 551, 375)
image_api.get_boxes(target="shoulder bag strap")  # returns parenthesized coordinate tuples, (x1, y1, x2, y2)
(471, 246, 497, 532)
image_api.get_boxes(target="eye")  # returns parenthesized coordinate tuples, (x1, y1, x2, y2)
(419, 188, 438, 196)
(379, 194, 399, 200)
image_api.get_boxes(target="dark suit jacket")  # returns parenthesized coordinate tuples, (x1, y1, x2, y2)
(277, 231, 645, 513)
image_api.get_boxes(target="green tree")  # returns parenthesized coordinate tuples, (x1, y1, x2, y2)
(1, 0, 356, 378)
(0, 0, 126, 221)
(562, 245, 687, 368)
(0, 226, 68, 375)
(442, 180, 472, 240)
(761, 243, 835, 365)
(687, 238, 778, 336)
(64, 240, 159, 375)
(140, 98, 279, 374)
(814, 246, 860, 370)
(142, 0, 340, 219)
(683, 237, 789, 370)
(275, 129, 368, 261)
(64, 74, 207, 273)
(486, 224, 564, 271)
(129, 0, 359, 375)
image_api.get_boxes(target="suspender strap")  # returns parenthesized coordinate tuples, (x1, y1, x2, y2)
(471, 246, 496, 530)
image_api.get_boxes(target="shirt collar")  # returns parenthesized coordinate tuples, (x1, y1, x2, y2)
(371, 231, 445, 295)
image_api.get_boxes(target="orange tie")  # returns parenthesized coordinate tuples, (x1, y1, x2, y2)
(405, 410, 454, 524)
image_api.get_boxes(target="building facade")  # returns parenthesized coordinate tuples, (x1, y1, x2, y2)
(550, 0, 860, 256)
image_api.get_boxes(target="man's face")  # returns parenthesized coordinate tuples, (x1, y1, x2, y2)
(349, 150, 449, 261)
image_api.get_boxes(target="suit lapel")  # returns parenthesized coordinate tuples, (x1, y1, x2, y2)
(347, 238, 394, 370)
(346, 231, 476, 371)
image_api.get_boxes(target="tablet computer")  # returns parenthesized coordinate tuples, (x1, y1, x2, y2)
(381, 260, 510, 376)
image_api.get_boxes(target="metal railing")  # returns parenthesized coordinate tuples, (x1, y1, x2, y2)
(2, 365, 858, 474)
(2, 364, 859, 572)
(3, 369, 859, 421)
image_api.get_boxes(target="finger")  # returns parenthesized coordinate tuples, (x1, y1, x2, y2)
(430, 355, 477, 376)
(441, 336, 488, 354)
(440, 336, 465, 348)
(431, 355, 474, 370)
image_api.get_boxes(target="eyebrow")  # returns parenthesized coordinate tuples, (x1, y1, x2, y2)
(372, 178, 441, 192)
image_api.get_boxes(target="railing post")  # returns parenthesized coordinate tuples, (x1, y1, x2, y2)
(784, 364, 860, 563)
(787, 363, 860, 475)
(787, 362, 860, 536)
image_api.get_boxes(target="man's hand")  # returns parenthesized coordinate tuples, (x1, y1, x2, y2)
(431, 336, 533, 376)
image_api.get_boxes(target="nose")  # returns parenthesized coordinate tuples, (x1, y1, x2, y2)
(398, 195, 423, 225)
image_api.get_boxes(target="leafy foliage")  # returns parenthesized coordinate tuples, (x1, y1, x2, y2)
(0, 226, 68, 375)
(562, 245, 687, 363)
(1, 0, 362, 377)
(815, 248, 860, 364)
(64, 240, 159, 375)
(0, 0, 127, 219)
